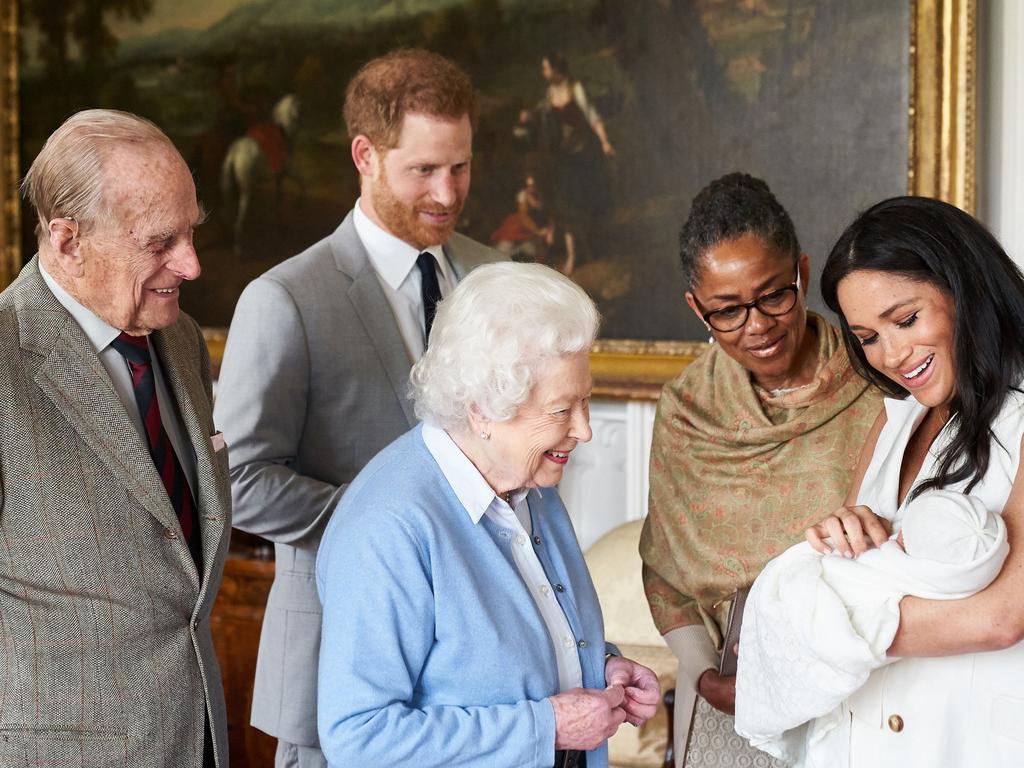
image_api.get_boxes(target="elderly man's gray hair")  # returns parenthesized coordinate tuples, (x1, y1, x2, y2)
(410, 261, 600, 431)
(21, 109, 177, 241)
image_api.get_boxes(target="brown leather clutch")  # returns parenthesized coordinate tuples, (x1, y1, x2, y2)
(717, 585, 750, 678)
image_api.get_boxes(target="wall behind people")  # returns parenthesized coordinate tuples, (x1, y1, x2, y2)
(980, 0, 1024, 269)
(558, 399, 656, 550)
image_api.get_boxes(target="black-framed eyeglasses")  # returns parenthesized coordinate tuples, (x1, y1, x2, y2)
(698, 281, 800, 333)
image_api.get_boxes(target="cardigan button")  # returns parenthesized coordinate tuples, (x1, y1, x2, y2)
(554, 583, 565, 592)
(162, 528, 178, 540)
(533, 535, 542, 545)
(577, 639, 587, 649)
(887, 714, 904, 733)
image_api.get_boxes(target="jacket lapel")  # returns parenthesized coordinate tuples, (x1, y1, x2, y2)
(331, 215, 418, 427)
(151, 325, 228, 592)
(28, 311, 181, 535)
(444, 242, 467, 281)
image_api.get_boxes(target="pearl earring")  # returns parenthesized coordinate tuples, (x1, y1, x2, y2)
(480, 431, 490, 440)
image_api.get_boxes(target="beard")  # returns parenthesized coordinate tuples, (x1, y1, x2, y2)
(369, 168, 463, 249)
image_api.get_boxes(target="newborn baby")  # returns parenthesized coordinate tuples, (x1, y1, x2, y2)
(898, 489, 1001, 563)
(734, 489, 1008, 768)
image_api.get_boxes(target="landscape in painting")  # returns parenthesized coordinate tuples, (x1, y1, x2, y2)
(18, 0, 909, 339)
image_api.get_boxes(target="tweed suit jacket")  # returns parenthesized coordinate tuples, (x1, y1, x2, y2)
(0, 258, 231, 767)
(213, 211, 498, 746)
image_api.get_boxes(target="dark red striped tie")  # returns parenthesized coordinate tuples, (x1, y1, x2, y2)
(111, 332, 201, 567)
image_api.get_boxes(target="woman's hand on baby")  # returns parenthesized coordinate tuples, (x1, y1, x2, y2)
(805, 504, 891, 558)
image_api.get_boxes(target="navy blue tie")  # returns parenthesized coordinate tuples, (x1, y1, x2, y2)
(416, 252, 442, 343)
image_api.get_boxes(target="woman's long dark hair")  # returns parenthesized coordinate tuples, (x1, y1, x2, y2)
(821, 196, 1024, 499)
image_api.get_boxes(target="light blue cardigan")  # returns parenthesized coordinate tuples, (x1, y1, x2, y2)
(316, 425, 610, 767)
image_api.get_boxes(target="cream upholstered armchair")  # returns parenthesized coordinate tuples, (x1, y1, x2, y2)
(585, 520, 676, 768)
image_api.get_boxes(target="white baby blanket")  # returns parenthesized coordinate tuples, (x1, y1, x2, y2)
(734, 490, 1008, 767)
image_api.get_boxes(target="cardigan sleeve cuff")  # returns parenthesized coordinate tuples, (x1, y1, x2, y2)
(532, 696, 558, 768)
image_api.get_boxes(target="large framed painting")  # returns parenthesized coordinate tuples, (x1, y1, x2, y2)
(0, 0, 975, 398)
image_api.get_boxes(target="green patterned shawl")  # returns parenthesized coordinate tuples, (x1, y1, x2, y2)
(639, 314, 882, 648)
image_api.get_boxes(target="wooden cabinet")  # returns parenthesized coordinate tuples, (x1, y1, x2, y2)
(210, 554, 277, 768)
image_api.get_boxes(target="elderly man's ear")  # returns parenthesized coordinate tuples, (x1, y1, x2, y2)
(47, 217, 86, 277)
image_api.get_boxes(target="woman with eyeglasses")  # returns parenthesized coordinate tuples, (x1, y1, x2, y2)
(639, 173, 882, 766)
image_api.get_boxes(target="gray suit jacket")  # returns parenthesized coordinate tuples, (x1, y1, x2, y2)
(0, 258, 232, 767)
(214, 212, 498, 746)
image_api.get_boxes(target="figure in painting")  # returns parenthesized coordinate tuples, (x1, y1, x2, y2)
(221, 92, 302, 256)
(518, 52, 615, 275)
(489, 173, 556, 264)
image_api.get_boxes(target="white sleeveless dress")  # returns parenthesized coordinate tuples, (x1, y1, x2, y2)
(841, 390, 1024, 767)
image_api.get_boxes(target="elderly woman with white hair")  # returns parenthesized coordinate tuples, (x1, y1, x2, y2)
(316, 262, 660, 768)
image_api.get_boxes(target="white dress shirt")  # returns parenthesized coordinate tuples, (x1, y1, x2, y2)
(353, 199, 457, 362)
(422, 423, 584, 692)
(38, 261, 198, 498)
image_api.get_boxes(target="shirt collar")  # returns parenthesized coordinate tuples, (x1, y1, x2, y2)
(422, 423, 529, 524)
(38, 260, 122, 354)
(353, 198, 452, 290)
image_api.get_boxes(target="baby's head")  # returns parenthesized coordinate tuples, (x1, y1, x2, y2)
(899, 490, 999, 564)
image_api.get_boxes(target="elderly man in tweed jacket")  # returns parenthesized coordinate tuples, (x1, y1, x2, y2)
(0, 109, 231, 767)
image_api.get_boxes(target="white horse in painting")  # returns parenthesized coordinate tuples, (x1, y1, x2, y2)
(221, 93, 301, 255)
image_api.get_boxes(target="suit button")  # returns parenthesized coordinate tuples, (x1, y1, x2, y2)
(887, 714, 904, 733)
(162, 528, 178, 540)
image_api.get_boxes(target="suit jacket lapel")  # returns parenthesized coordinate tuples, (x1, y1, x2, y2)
(27, 308, 181, 535)
(444, 242, 467, 281)
(151, 326, 227, 591)
(331, 215, 418, 427)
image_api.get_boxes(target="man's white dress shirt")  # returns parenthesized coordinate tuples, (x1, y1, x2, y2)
(353, 199, 457, 362)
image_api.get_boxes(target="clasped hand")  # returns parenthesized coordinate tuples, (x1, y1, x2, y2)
(550, 656, 660, 750)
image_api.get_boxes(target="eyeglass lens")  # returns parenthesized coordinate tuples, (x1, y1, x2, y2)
(706, 285, 798, 332)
